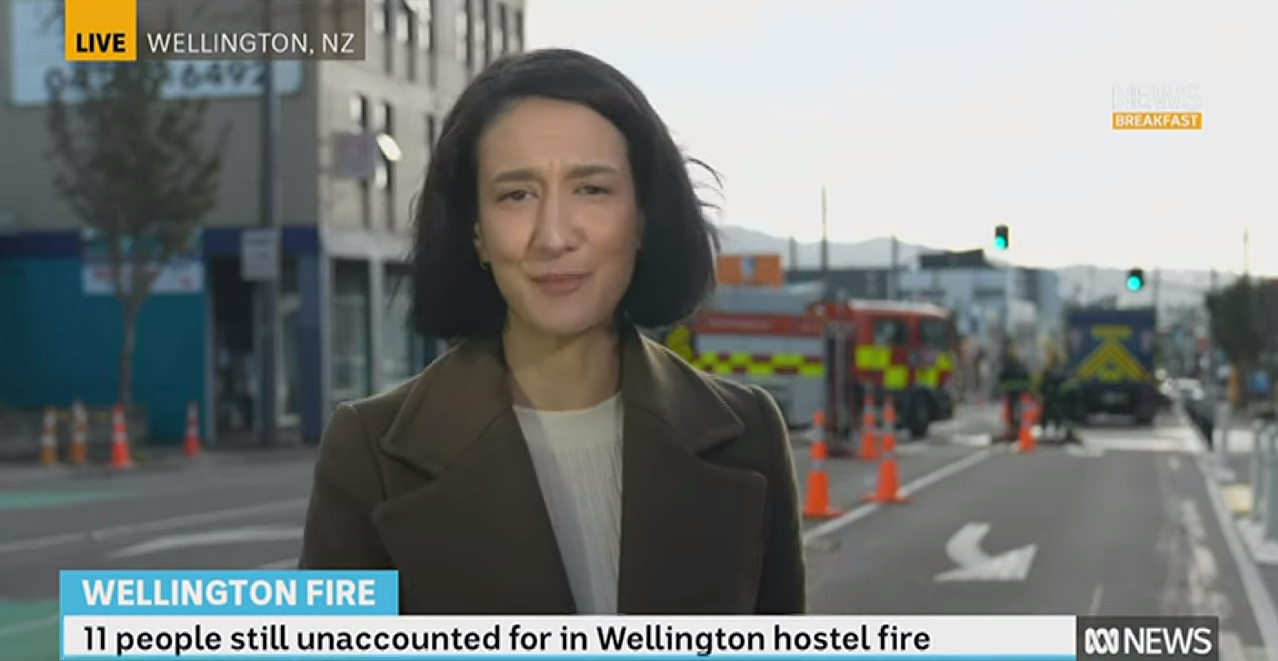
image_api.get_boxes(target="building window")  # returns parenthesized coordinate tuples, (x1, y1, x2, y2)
(475, 0, 487, 65)
(372, 0, 386, 34)
(416, 0, 434, 52)
(495, 4, 506, 55)
(383, 269, 423, 386)
(374, 102, 391, 191)
(382, 103, 396, 226)
(426, 113, 437, 156)
(394, 0, 410, 44)
(350, 94, 368, 128)
(509, 9, 522, 52)
(455, 0, 469, 64)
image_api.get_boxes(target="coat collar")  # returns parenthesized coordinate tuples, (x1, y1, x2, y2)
(367, 326, 770, 614)
(376, 326, 745, 477)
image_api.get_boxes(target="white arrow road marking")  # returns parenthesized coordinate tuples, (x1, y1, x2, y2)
(109, 526, 303, 558)
(934, 522, 1037, 582)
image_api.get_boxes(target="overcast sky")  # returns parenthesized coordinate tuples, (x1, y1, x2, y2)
(524, 0, 1278, 273)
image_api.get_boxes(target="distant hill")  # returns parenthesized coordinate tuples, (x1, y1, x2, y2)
(716, 224, 1239, 310)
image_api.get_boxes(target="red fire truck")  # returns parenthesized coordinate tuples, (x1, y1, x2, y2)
(664, 293, 958, 440)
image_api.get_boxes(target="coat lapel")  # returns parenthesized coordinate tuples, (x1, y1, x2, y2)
(370, 338, 576, 614)
(615, 332, 770, 613)
(368, 328, 772, 614)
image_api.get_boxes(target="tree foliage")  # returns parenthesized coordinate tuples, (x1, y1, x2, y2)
(1205, 277, 1278, 374)
(45, 60, 227, 410)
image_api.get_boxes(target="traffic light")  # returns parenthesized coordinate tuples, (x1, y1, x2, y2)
(993, 224, 1009, 251)
(1126, 268, 1145, 292)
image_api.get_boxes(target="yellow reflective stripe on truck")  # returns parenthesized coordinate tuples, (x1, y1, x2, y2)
(691, 352, 826, 377)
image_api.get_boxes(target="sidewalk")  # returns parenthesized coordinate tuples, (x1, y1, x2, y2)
(0, 444, 318, 488)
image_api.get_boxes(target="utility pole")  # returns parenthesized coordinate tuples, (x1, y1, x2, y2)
(1244, 226, 1251, 277)
(258, 0, 281, 447)
(819, 186, 829, 300)
(889, 235, 900, 300)
(1152, 267, 1161, 313)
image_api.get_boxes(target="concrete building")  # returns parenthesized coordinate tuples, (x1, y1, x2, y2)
(897, 250, 1063, 365)
(0, 0, 526, 444)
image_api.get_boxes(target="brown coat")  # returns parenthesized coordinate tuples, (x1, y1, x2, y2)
(298, 327, 807, 614)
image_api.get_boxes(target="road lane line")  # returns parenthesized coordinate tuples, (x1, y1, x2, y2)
(1088, 584, 1104, 615)
(803, 449, 992, 544)
(0, 614, 57, 639)
(1195, 457, 1278, 660)
(0, 499, 308, 556)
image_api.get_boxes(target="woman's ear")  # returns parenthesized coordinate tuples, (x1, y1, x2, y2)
(473, 223, 488, 266)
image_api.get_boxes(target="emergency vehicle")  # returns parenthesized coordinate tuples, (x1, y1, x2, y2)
(663, 284, 959, 440)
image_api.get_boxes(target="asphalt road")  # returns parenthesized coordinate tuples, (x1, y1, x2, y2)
(0, 456, 316, 660)
(5, 405, 1275, 661)
(802, 412, 1278, 661)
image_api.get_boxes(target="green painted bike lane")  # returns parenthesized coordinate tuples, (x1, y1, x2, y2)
(0, 599, 58, 661)
(0, 489, 129, 660)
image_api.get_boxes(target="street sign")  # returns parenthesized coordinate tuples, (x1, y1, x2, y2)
(241, 228, 280, 282)
(934, 522, 1037, 582)
(333, 131, 378, 180)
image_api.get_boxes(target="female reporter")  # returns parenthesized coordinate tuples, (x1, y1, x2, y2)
(298, 48, 806, 615)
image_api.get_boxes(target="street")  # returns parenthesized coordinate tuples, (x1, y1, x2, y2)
(1, 406, 1277, 661)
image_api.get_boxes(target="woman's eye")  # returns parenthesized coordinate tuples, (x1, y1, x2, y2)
(499, 190, 530, 202)
(578, 184, 609, 196)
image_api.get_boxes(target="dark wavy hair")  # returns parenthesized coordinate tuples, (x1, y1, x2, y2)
(409, 48, 721, 339)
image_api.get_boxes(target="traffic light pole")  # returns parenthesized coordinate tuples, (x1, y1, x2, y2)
(258, 0, 281, 448)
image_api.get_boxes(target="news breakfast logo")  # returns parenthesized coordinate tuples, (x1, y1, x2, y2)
(1112, 82, 1203, 131)
(62, 0, 365, 62)
(1077, 616, 1218, 661)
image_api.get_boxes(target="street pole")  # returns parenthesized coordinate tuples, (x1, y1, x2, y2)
(889, 235, 899, 301)
(819, 186, 829, 301)
(259, 0, 281, 447)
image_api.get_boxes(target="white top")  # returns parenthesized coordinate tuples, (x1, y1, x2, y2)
(513, 394, 624, 614)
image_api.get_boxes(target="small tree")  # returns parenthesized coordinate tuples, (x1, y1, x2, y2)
(1205, 277, 1266, 379)
(45, 61, 226, 412)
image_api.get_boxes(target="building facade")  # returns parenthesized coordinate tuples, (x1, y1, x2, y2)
(0, 0, 526, 444)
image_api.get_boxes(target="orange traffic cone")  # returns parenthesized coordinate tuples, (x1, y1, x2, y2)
(109, 405, 132, 469)
(183, 401, 201, 457)
(38, 406, 57, 467)
(803, 430, 843, 520)
(857, 396, 879, 461)
(1017, 395, 1037, 453)
(880, 396, 898, 454)
(863, 401, 909, 505)
(68, 400, 87, 466)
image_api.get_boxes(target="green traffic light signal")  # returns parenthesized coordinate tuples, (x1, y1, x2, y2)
(994, 225, 1009, 251)
(1126, 268, 1145, 292)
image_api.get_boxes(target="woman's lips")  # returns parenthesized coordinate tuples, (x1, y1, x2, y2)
(531, 273, 588, 296)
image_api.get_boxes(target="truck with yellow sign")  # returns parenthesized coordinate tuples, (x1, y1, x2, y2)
(1064, 306, 1158, 425)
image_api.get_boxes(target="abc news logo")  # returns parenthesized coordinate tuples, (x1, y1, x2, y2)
(1077, 616, 1218, 661)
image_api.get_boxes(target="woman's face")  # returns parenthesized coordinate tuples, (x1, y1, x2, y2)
(474, 97, 640, 339)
